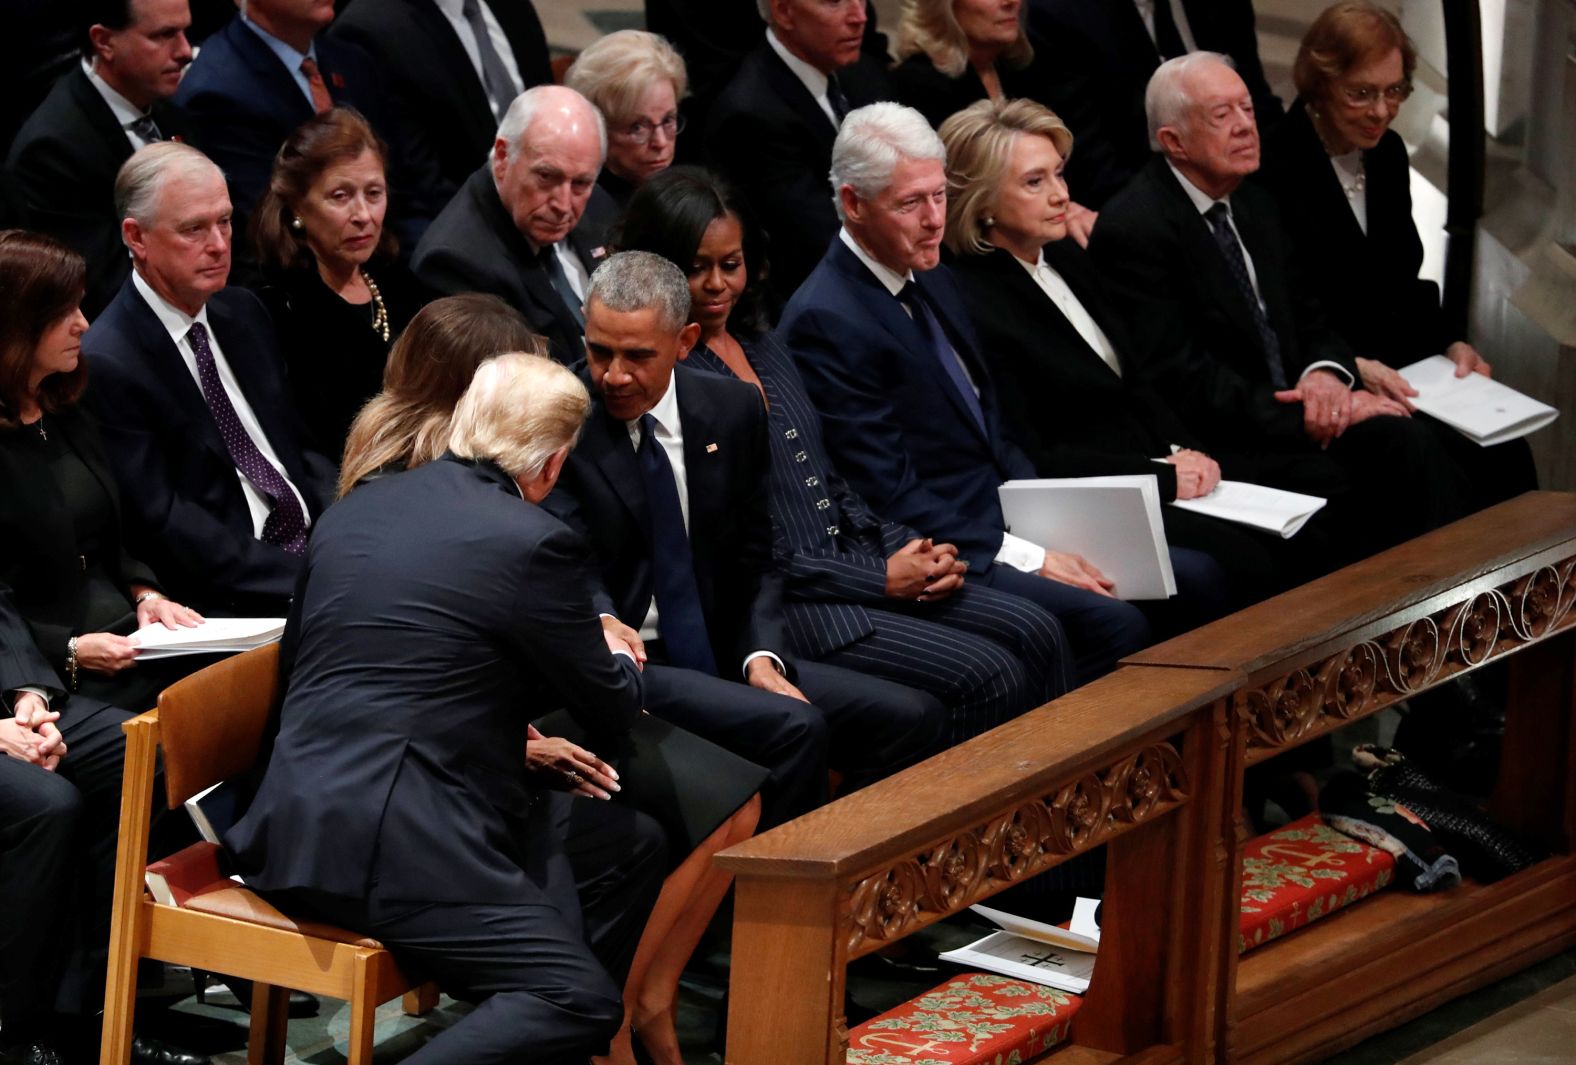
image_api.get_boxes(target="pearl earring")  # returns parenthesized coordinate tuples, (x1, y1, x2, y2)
(984, 216, 996, 228)
(290, 217, 304, 230)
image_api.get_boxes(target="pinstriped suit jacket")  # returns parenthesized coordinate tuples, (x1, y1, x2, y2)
(686, 334, 920, 660)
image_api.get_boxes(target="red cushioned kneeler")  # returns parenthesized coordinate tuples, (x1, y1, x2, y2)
(847, 972, 1081, 1064)
(1238, 813, 1396, 954)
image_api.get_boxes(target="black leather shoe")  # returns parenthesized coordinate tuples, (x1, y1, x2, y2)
(209, 976, 320, 1018)
(130, 1034, 210, 1065)
(0, 1043, 67, 1065)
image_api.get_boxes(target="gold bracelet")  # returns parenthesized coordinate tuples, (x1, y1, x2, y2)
(65, 636, 79, 692)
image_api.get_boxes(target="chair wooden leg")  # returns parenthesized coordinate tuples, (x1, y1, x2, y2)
(246, 983, 289, 1065)
(402, 981, 438, 1016)
(101, 716, 161, 1065)
(348, 957, 379, 1065)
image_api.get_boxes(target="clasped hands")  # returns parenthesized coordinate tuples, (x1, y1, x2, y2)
(2, 691, 66, 771)
(885, 538, 966, 602)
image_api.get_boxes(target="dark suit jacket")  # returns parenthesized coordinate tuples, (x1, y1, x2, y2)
(5, 67, 192, 318)
(1027, 0, 1280, 206)
(0, 406, 159, 668)
(225, 455, 643, 903)
(411, 167, 615, 365)
(172, 17, 448, 253)
(705, 46, 891, 301)
(543, 365, 790, 676)
(888, 42, 1051, 131)
(330, 0, 551, 189)
(1088, 156, 1358, 451)
(1256, 100, 1451, 365)
(81, 280, 336, 615)
(779, 239, 1035, 573)
(950, 242, 1209, 500)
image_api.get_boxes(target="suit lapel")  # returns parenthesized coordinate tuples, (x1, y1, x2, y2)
(227, 20, 314, 127)
(760, 47, 838, 147)
(117, 286, 229, 461)
(1153, 164, 1266, 357)
(205, 294, 302, 477)
(581, 403, 651, 535)
(67, 69, 137, 168)
(401, 0, 494, 132)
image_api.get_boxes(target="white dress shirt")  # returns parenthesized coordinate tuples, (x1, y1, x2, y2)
(1017, 251, 1122, 376)
(838, 230, 1048, 574)
(131, 272, 311, 539)
(83, 60, 158, 149)
(555, 241, 589, 303)
(432, 0, 524, 119)
(1165, 162, 1353, 388)
(621, 372, 782, 678)
(766, 28, 839, 129)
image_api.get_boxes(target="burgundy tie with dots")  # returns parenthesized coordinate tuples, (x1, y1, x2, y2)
(188, 322, 308, 553)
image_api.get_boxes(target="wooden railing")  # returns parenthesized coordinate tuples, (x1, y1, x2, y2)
(718, 491, 1576, 1065)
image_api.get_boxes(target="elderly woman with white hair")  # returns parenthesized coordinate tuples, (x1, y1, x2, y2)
(565, 30, 688, 208)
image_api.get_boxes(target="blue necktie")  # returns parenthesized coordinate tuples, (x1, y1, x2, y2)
(901, 282, 987, 434)
(635, 413, 718, 675)
(1204, 202, 1288, 389)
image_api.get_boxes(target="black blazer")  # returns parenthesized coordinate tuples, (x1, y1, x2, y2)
(330, 0, 551, 189)
(225, 455, 643, 904)
(1256, 100, 1451, 365)
(411, 166, 616, 365)
(779, 240, 1035, 572)
(1087, 156, 1358, 451)
(705, 46, 891, 302)
(172, 17, 449, 253)
(888, 44, 1051, 131)
(543, 365, 790, 676)
(0, 406, 159, 668)
(951, 242, 1207, 500)
(256, 259, 427, 457)
(1027, 0, 1281, 207)
(81, 280, 336, 615)
(4, 67, 192, 318)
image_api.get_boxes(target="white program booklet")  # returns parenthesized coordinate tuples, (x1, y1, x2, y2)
(1399, 355, 1559, 446)
(1170, 480, 1327, 539)
(940, 899, 1102, 993)
(998, 476, 1176, 600)
(131, 617, 285, 659)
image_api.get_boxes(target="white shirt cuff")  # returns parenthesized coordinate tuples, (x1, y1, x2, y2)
(742, 650, 786, 679)
(1299, 361, 1354, 388)
(995, 533, 1047, 573)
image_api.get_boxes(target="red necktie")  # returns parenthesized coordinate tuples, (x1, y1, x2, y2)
(299, 56, 333, 114)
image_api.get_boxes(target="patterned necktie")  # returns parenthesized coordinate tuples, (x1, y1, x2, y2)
(900, 282, 987, 434)
(298, 56, 333, 114)
(188, 322, 308, 553)
(1203, 203, 1288, 389)
(461, 0, 518, 117)
(635, 413, 717, 675)
(542, 244, 585, 327)
(127, 114, 163, 144)
(826, 73, 850, 125)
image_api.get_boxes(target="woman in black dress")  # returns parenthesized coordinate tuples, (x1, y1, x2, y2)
(253, 107, 427, 459)
(0, 230, 208, 1065)
(340, 294, 765, 1065)
(1256, 1, 1536, 510)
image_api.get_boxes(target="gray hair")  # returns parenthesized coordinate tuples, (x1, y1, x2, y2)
(448, 352, 591, 480)
(586, 251, 692, 333)
(1145, 51, 1236, 151)
(114, 142, 223, 233)
(829, 102, 946, 221)
(496, 84, 608, 165)
(756, 0, 770, 22)
(564, 30, 688, 124)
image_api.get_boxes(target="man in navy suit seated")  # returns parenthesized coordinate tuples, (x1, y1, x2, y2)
(781, 103, 1231, 685)
(82, 142, 336, 616)
(545, 251, 943, 827)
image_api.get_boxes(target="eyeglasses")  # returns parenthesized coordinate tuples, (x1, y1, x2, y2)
(1338, 81, 1413, 108)
(614, 112, 685, 145)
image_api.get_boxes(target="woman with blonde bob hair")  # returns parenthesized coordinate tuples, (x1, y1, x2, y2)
(565, 30, 688, 207)
(943, 98, 1299, 611)
(892, 0, 1038, 128)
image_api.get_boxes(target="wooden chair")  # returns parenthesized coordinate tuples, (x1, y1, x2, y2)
(101, 644, 436, 1065)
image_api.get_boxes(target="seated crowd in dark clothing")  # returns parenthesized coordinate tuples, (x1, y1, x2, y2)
(0, 1, 1543, 1063)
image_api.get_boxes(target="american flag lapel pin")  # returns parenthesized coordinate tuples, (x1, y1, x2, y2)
(706, 443, 719, 453)
(331, 72, 347, 89)
(590, 246, 608, 261)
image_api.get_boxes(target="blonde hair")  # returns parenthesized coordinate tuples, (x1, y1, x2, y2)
(337, 294, 544, 496)
(565, 30, 688, 127)
(895, 0, 1033, 78)
(938, 98, 1073, 256)
(448, 352, 591, 479)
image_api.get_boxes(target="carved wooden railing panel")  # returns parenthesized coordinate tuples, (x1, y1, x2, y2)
(845, 742, 1187, 957)
(1237, 554, 1576, 760)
